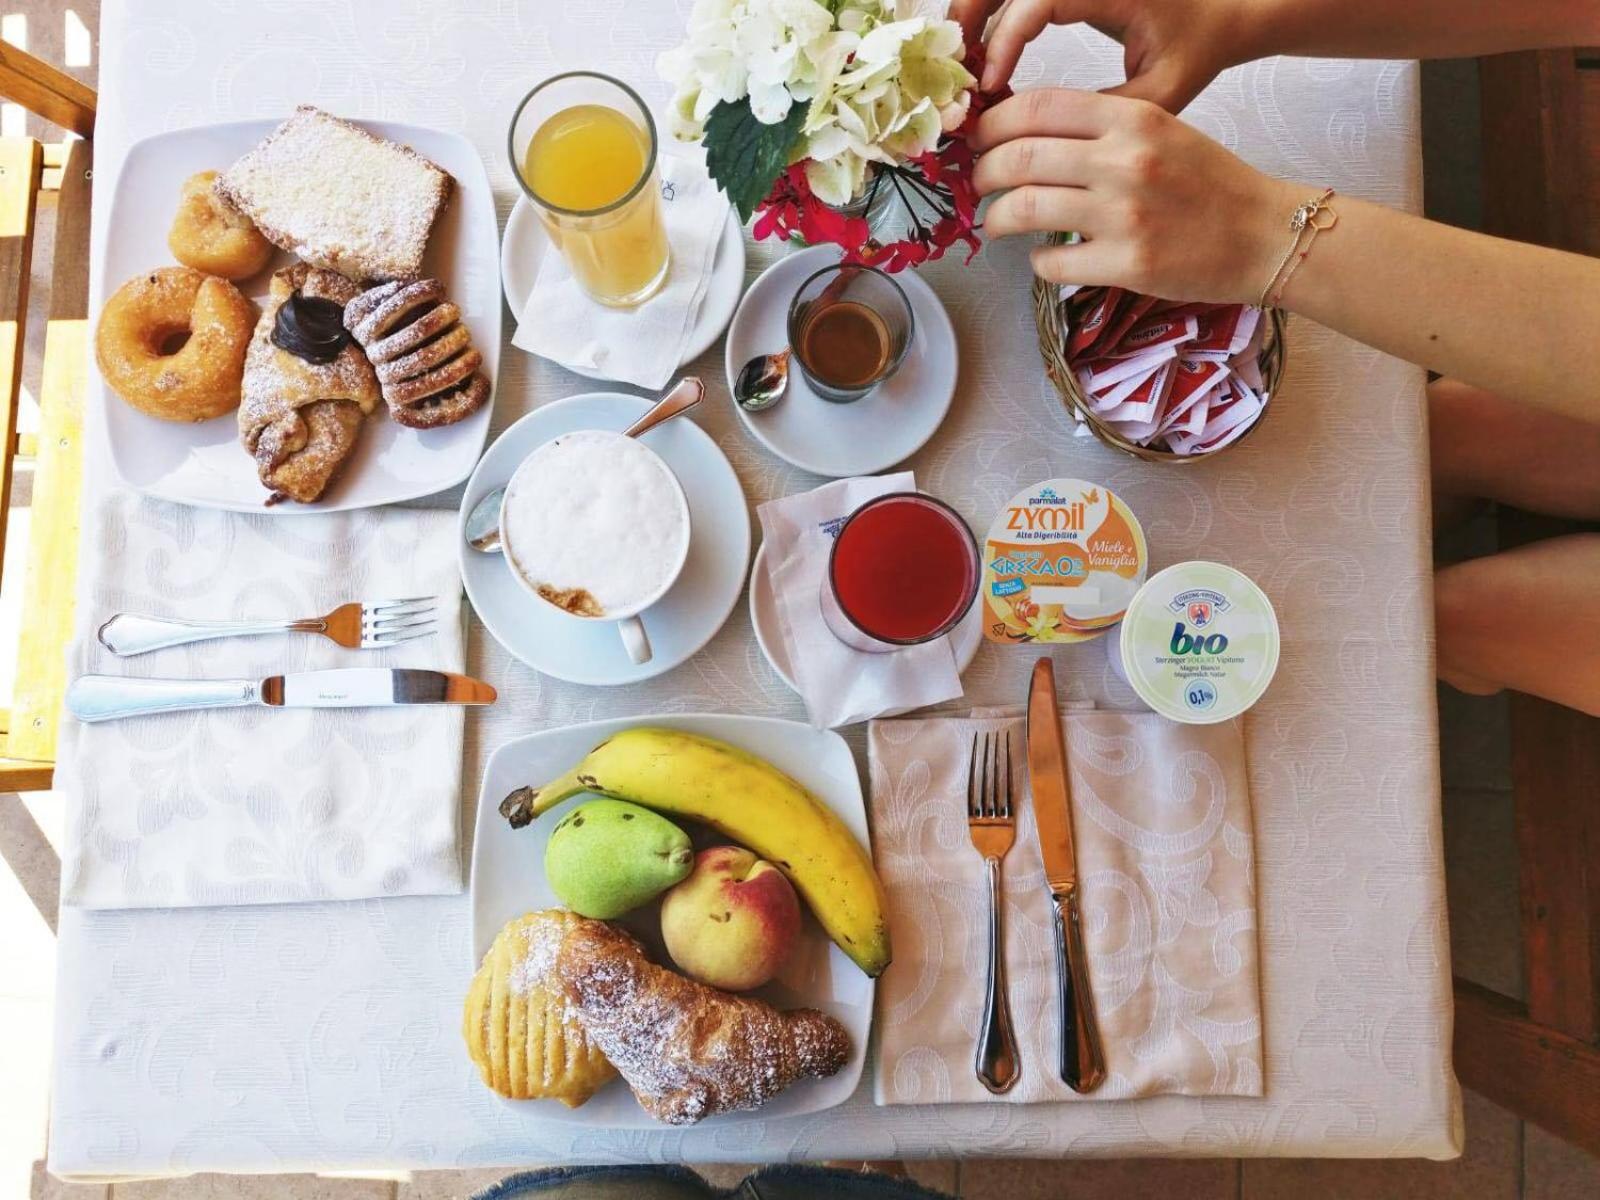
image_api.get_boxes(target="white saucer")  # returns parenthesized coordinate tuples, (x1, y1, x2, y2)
(748, 542, 984, 695)
(458, 393, 750, 686)
(500, 194, 746, 382)
(724, 245, 958, 478)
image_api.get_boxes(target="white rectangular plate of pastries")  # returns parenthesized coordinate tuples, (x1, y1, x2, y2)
(471, 713, 876, 1127)
(95, 117, 499, 513)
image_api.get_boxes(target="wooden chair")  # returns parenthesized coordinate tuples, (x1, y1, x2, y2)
(0, 44, 94, 792)
(1451, 46, 1600, 1158)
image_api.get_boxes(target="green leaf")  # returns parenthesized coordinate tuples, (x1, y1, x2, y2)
(703, 97, 810, 223)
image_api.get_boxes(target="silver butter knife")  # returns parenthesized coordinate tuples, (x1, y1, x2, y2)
(66, 667, 496, 723)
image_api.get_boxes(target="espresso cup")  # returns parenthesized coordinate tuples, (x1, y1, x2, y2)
(500, 429, 691, 665)
(787, 263, 914, 404)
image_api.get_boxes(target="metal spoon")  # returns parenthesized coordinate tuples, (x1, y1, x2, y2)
(734, 347, 790, 412)
(465, 376, 705, 555)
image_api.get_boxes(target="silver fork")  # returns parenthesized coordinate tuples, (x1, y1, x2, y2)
(967, 729, 1021, 1094)
(96, 598, 438, 657)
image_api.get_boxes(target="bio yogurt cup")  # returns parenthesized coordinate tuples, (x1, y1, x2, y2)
(1110, 560, 1280, 724)
(982, 478, 1147, 644)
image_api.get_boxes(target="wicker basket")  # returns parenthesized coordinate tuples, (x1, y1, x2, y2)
(1031, 238, 1288, 464)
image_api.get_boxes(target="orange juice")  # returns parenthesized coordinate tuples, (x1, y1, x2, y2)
(522, 103, 670, 307)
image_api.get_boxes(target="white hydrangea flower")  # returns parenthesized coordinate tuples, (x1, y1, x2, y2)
(659, 0, 973, 205)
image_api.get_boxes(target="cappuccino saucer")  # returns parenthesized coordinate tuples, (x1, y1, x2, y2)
(748, 543, 984, 696)
(724, 245, 959, 477)
(458, 393, 750, 686)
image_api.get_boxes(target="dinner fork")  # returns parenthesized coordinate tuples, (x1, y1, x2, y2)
(967, 728, 1021, 1094)
(96, 598, 438, 657)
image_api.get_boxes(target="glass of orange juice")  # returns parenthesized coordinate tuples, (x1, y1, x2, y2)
(509, 72, 672, 308)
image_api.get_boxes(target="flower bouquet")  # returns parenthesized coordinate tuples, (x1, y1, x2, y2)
(659, 0, 998, 271)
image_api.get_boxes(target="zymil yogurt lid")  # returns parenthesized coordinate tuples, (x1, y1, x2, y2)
(1116, 560, 1280, 724)
(982, 478, 1147, 644)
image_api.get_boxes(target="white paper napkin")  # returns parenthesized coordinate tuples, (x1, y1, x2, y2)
(868, 707, 1264, 1103)
(756, 473, 963, 729)
(511, 153, 728, 389)
(57, 495, 469, 910)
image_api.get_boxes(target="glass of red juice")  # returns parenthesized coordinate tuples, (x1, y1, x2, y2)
(821, 493, 981, 653)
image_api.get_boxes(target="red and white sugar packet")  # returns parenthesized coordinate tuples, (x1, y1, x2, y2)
(1166, 377, 1266, 455)
(1096, 359, 1177, 428)
(1155, 356, 1232, 436)
(1186, 305, 1260, 359)
(1231, 318, 1268, 390)
(1101, 313, 1199, 359)
(1068, 288, 1127, 359)
(1075, 343, 1179, 394)
(1079, 347, 1179, 411)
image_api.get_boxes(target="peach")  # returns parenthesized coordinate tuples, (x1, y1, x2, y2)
(659, 845, 802, 991)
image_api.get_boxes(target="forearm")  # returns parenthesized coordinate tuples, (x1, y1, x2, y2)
(1274, 192, 1600, 422)
(1236, 0, 1600, 64)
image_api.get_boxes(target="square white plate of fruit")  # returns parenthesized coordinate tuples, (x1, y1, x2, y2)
(469, 713, 880, 1127)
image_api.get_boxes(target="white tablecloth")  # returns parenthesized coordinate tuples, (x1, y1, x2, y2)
(49, 0, 1459, 1176)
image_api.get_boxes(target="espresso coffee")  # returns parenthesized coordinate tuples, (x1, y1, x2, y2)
(798, 300, 893, 390)
(501, 430, 689, 619)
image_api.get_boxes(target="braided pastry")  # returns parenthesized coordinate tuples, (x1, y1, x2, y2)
(344, 279, 489, 428)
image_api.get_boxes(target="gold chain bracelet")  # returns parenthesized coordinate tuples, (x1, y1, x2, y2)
(1259, 187, 1338, 309)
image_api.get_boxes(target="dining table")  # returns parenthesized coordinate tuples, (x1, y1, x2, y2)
(48, 0, 1460, 1180)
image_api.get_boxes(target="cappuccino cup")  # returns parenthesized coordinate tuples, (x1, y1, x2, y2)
(500, 429, 690, 665)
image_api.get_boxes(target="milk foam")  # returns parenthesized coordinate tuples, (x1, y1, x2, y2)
(503, 430, 688, 617)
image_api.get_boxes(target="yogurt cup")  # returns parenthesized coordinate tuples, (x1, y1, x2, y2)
(981, 478, 1147, 644)
(1110, 560, 1280, 724)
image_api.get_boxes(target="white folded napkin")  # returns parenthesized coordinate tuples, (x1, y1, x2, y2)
(868, 706, 1264, 1103)
(757, 473, 964, 729)
(511, 152, 728, 389)
(57, 494, 469, 910)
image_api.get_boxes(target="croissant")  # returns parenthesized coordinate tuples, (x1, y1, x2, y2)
(238, 264, 380, 503)
(554, 921, 851, 1125)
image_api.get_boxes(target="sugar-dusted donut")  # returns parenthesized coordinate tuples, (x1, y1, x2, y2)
(95, 266, 256, 422)
(167, 170, 274, 280)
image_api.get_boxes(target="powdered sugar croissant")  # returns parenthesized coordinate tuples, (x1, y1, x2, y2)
(554, 921, 851, 1125)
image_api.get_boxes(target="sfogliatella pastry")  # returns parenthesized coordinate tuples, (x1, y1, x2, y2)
(95, 266, 256, 422)
(167, 169, 274, 280)
(215, 105, 453, 283)
(554, 920, 851, 1125)
(463, 910, 617, 1106)
(343, 279, 489, 428)
(238, 264, 380, 504)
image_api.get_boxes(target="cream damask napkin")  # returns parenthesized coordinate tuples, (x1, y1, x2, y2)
(868, 709, 1264, 1103)
(58, 494, 468, 910)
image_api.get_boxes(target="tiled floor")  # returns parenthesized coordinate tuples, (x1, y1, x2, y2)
(4, 8, 1600, 1200)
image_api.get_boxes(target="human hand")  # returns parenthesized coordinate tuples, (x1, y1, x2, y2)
(968, 0, 1255, 113)
(972, 88, 1299, 303)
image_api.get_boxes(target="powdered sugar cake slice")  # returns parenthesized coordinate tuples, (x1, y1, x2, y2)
(215, 105, 452, 282)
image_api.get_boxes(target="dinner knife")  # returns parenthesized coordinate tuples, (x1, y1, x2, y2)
(66, 668, 496, 723)
(1026, 655, 1107, 1093)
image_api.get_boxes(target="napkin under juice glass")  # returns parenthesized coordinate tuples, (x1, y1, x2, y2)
(758, 473, 969, 728)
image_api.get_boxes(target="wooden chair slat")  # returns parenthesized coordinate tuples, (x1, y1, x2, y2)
(0, 137, 41, 591)
(5, 139, 90, 772)
(0, 43, 95, 138)
(1455, 979, 1600, 1157)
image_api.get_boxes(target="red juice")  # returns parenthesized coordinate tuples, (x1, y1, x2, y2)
(829, 494, 979, 643)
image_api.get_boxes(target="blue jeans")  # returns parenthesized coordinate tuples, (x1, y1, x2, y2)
(474, 1165, 955, 1200)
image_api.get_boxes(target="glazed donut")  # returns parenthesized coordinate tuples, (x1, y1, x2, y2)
(167, 170, 273, 280)
(95, 266, 256, 422)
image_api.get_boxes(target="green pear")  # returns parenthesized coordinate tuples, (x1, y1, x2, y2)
(544, 799, 694, 918)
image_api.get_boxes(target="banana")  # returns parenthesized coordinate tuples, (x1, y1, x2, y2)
(500, 727, 892, 978)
